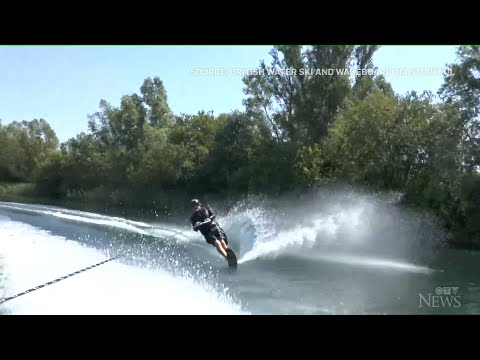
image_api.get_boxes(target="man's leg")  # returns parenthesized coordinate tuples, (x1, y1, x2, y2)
(220, 239, 228, 250)
(213, 239, 228, 258)
(217, 226, 228, 245)
(213, 229, 229, 252)
(206, 232, 227, 258)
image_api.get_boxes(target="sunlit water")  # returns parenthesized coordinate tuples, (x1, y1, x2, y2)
(1, 192, 479, 315)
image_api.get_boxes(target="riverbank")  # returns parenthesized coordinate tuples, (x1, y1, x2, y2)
(0, 182, 242, 223)
(1, 181, 479, 251)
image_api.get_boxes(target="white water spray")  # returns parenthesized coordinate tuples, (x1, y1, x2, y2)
(220, 190, 438, 274)
(0, 214, 246, 315)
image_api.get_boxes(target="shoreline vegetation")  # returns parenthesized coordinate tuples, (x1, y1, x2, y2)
(0, 46, 479, 249)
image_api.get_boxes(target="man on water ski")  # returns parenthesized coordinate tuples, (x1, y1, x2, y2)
(190, 199, 230, 259)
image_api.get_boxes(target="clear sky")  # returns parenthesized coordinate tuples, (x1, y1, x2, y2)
(0, 45, 459, 142)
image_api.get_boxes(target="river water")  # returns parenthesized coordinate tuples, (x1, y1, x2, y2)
(1, 192, 479, 315)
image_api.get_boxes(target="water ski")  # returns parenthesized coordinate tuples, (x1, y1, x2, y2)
(225, 248, 237, 269)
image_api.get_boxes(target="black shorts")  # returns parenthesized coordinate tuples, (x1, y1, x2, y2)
(204, 228, 228, 245)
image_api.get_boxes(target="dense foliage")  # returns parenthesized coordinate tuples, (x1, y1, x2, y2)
(1, 45, 479, 246)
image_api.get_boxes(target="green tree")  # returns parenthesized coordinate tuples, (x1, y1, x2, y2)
(242, 45, 381, 146)
(140, 77, 174, 127)
(439, 45, 480, 171)
(0, 119, 59, 182)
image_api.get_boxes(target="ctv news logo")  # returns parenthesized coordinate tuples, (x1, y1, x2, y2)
(418, 287, 461, 308)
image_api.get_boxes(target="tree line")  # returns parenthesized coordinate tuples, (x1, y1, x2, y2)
(0, 46, 479, 246)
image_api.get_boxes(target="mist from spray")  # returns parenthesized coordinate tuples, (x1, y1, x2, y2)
(217, 185, 445, 273)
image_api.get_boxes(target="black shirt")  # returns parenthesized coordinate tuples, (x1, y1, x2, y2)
(190, 206, 215, 235)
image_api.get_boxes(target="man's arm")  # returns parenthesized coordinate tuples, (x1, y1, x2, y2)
(191, 215, 200, 231)
(206, 207, 216, 220)
(192, 209, 212, 231)
(200, 207, 210, 220)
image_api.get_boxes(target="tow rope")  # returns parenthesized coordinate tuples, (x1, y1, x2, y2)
(0, 254, 124, 304)
(0, 229, 186, 305)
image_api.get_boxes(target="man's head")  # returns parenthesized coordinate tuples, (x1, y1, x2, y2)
(191, 199, 201, 211)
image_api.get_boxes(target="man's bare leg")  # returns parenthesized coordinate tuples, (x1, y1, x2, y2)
(214, 240, 228, 258)
(219, 239, 228, 251)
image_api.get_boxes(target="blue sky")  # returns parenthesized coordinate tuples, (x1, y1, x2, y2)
(0, 45, 459, 142)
